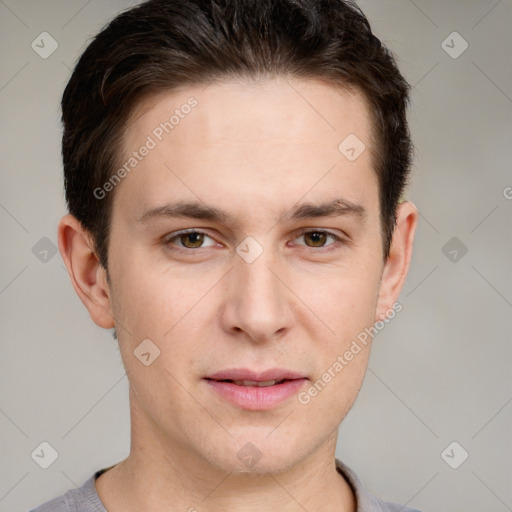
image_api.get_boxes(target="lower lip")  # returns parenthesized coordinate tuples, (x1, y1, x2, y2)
(205, 378, 308, 410)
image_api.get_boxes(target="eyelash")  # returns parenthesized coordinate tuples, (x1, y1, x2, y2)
(164, 228, 345, 254)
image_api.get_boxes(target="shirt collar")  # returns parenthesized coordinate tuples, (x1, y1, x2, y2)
(335, 458, 394, 512)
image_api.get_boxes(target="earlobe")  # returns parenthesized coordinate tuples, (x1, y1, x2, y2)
(375, 201, 418, 322)
(57, 214, 115, 329)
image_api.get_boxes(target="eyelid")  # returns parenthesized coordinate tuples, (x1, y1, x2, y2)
(164, 228, 218, 250)
(164, 227, 346, 253)
(292, 227, 345, 248)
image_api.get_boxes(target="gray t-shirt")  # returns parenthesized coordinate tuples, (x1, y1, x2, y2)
(29, 458, 421, 512)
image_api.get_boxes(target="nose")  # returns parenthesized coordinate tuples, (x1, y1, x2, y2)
(221, 249, 293, 343)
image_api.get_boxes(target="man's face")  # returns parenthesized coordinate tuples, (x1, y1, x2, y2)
(105, 77, 388, 473)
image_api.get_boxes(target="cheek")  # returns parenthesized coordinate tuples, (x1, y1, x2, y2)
(107, 255, 221, 386)
(291, 255, 381, 336)
(108, 262, 200, 409)
(290, 255, 380, 408)
(108, 252, 196, 335)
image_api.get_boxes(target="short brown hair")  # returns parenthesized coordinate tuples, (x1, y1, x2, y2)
(61, 0, 412, 269)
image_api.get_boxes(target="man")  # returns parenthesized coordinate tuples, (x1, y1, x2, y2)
(31, 0, 419, 510)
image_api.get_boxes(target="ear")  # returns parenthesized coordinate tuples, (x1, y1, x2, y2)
(375, 201, 418, 322)
(58, 214, 115, 329)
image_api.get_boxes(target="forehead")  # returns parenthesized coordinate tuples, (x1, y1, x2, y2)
(114, 77, 378, 226)
(127, 76, 373, 149)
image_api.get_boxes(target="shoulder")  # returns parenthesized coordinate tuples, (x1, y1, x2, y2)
(28, 472, 106, 512)
(335, 459, 423, 512)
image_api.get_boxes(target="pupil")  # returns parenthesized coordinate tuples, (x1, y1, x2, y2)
(306, 232, 326, 247)
(183, 232, 203, 248)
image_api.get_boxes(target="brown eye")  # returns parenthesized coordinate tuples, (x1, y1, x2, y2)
(303, 231, 328, 247)
(179, 232, 205, 248)
(165, 230, 217, 250)
(295, 229, 341, 248)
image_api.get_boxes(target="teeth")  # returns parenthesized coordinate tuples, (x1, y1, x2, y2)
(233, 379, 281, 387)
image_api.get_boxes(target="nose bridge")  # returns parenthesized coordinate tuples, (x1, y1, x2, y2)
(226, 245, 291, 341)
(240, 254, 279, 301)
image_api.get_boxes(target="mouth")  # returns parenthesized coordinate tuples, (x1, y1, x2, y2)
(205, 368, 306, 382)
(207, 378, 293, 387)
(204, 369, 308, 410)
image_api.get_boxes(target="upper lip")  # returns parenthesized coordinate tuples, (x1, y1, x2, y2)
(205, 368, 306, 382)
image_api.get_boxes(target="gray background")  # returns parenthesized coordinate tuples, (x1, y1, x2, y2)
(1, 1, 511, 510)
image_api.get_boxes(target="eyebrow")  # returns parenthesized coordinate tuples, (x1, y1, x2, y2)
(137, 198, 366, 226)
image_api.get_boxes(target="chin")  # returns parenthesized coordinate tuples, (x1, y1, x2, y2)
(203, 432, 306, 475)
